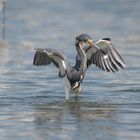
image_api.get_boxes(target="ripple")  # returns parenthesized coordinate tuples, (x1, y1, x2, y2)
(0, 0, 140, 140)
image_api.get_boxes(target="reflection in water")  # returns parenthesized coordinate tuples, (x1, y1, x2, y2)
(33, 100, 117, 140)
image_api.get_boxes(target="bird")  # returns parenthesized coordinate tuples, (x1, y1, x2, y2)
(33, 34, 126, 100)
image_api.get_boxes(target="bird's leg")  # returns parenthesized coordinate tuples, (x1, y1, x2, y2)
(75, 85, 81, 99)
(64, 77, 71, 100)
(64, 86, 70, 100)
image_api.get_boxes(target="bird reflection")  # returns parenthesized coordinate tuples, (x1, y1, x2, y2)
(34, 98, 116, 125)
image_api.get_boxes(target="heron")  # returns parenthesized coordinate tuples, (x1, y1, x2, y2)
(33, 34, 126, 100)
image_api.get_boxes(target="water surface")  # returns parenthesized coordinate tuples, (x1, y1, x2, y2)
(0, 0, 140, 140)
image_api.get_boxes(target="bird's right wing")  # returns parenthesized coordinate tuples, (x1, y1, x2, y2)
(85, 38, 126, 72)
(33, 48, 68, 77)
(75, 38, 126, 72)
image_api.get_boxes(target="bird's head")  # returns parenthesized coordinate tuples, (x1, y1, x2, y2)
(75, 34, 93, 47)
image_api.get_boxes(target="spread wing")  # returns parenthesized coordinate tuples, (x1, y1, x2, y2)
(75, 38, 126, 72)
(33, 48, 68, 77)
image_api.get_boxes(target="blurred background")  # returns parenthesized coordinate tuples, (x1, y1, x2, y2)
(0, 0, 140, 140)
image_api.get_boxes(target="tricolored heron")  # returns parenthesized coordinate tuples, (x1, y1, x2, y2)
(33, 34, 126, 100)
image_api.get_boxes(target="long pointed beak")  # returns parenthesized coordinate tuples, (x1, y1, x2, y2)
(87, 39, 94, 47)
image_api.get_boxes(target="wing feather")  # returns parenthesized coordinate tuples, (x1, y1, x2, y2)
(33, 48, 68, 77)
(33, 51, 41, 65)
(80, 38, 126, 72)
(110, 47, 126, 69)
(106, 49, 119, 71)
(98, 53, 104, 70)
(100, 56, 106, 71)
(103, 57, 111, 72)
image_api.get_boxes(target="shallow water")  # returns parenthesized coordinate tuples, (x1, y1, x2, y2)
(0, 0, 140, 140)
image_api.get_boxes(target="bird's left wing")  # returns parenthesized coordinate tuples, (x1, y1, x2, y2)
(85, 38, 126, 72)
(33, 48, 68, 77)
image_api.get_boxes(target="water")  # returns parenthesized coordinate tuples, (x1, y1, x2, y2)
(0, 0, 140, 140)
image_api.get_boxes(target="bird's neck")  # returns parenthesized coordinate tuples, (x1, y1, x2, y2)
(76, 42, 87, 73)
